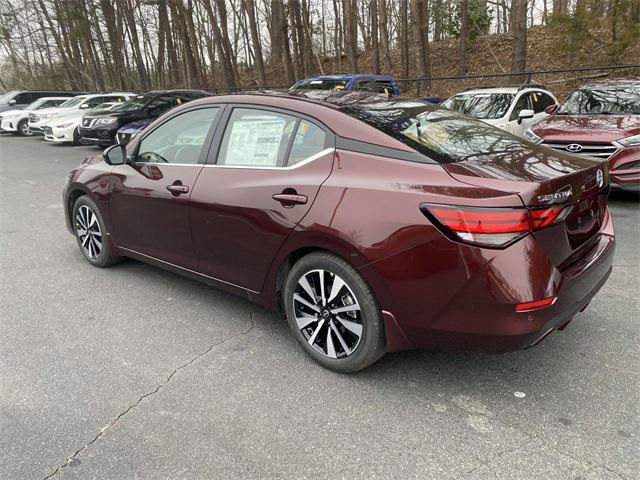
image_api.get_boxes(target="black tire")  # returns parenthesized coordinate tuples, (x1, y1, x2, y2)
(72, 195, 121, 268)
(283, 252, 386, 373)
(16, 119, 31, 136)
(72, 127, 81, 145)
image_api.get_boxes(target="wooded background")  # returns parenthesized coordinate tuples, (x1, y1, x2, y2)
(0, 0, 638, 98)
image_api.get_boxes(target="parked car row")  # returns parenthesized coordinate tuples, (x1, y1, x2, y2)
(1, 89, 211, 148)
(4, 77, 639, 191)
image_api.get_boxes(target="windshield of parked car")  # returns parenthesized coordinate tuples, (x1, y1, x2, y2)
(61, 96, 89, 108)
(557, 86, 640, 115)
(110, 94, 152, 112)
(343, 101, 535, 164)
(291, 79, 349, 91)
(25, 98, 57, 110)
(442, 93, 515, 119)
(0, 91, 18, 103)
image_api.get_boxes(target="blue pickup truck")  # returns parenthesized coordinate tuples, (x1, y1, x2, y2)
(290, 74, 401, 96)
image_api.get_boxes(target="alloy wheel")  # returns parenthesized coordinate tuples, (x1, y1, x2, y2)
(293, 269, 363, 359)
(75, 205, 103, 259)
(20, 122, 31, 136)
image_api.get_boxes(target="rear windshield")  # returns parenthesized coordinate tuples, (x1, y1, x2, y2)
(342, 101, 533, 164)
(442, 93, 515, 119)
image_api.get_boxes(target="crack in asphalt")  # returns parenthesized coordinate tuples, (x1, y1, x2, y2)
(549, 445, 628, 480)
(42, 315, 256, 479)
(458, 437, 535, 478)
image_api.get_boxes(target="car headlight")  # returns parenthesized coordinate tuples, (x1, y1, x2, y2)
(95, 117, 117, 126)
(54, 122, 75, 128)
(524, 128, 542, 144)
(616, 134, 640, 147)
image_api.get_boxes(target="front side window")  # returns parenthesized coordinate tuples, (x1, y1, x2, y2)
(531, 91, 555, 112)
(509, 93, 531, 120)
(442, 93, 515, 120)
(13, 92, 33, 104)
(217, 108, 298, 167)
(136, 108, 219, 165)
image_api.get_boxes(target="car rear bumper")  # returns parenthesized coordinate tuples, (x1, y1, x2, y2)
(360, 209, 615, 353)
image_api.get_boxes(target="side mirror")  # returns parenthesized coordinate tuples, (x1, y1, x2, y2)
(544, 104, 558, 115)
(80, 103, 90, 109)
(517, 109, 535, 124)
(103, 144, 127, 165)
(8, 99, 16, 105)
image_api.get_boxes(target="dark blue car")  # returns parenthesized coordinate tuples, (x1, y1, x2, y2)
(290, 74, 401, 96)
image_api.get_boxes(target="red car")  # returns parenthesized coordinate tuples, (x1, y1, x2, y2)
(526, 79, 640, 192)
(64, 92, 615, 372)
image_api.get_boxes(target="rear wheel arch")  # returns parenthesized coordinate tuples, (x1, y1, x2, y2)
(272, 242, 371, 316)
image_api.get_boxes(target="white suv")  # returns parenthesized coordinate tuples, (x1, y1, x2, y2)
(442, 86, 558, 137)
(29, 92, 135, 137)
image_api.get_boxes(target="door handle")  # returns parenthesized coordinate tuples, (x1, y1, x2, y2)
(272, 193, 308, 207)
(166, 183, 189, 195)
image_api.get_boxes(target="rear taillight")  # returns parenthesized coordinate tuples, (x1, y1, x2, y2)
(421, 204, 573, 248)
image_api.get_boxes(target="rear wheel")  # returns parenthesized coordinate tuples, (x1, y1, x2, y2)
(283, 252, 386, 372)
(16, 119, 31, 136)
(72, 196, 121, 267)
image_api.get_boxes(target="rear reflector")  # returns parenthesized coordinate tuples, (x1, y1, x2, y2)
(421, 204, 572, 248)
(516, 297, 557, 312)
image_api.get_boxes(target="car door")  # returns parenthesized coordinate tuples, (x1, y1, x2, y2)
(189, 105, 335, 292)
(108, 106, 221, 269)
(506, 92, 533, 136)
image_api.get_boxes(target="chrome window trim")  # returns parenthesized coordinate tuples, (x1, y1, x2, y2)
(202, 147, 335, 170)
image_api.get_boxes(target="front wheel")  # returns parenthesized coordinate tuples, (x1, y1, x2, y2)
(283, 252, 386, 373)
(72, 196, 121, 267)
(16, 119, 31, 136)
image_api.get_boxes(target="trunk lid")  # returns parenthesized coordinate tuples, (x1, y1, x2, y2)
(442, 145, 610, 265)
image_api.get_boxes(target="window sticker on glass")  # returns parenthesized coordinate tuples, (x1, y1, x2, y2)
(224, 115, 286, 166)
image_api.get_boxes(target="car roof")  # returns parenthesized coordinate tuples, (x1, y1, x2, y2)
(299, 74, 395, 81)
(185, 91, 438, 151)
(145, 89, 210, 94)
(578, 78, 640, 89)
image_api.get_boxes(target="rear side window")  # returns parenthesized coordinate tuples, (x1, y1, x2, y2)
(217, 108, 298, 167)
(136, 107, 219, 165)
(288, 120, 326, 166)
(354, 80, 394, 94)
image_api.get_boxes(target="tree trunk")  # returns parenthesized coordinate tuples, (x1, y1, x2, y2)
(371, 0, 380, 74)
(411, 0, 431, 95)
(458, 0, 470, 75)
(344, 0, 358, 72)
(378, 0, 392, 73)
(243, 0, 267, 86)
(511, 0, 528, 80)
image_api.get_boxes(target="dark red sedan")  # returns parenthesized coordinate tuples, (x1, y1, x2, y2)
(64, 92, 615, 372)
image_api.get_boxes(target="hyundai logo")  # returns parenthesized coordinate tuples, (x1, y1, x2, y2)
(596, 169, 604, 188)
(566, 143, 583, 153)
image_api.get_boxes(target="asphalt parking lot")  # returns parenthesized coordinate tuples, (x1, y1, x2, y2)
(0, 134, 638, 480)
